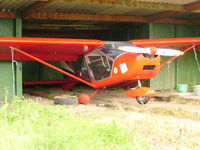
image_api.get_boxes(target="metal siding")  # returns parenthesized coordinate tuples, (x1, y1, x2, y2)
(111, 29, 129, 41)
(128, 24, 149, 40)
(39, 62, 64, 81)
(0, 18, 22, 100)
(0, 61, 13, 101)
(23, 61, 64, 81)
(0, 0, 34, 11)
(0, 60, 22, 101)
(176, 24, 200, 90)
(15, 61, 22, 97)
(149, 23, 176, 90)
(0, 19, 14, 36)
(149, 23, 200, 90)
(22, 61, 40, 81)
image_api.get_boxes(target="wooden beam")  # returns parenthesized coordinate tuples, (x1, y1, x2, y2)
(185, 1, 200, 11)
(154, 18, 200, 25)
(24, 12, 200, 25)
(0, 11, 16, 18)
(23, 0, 54, 18)
(149, 1, 200, 22)
(25, 12, 149, 23)
(149, 11, 183, 21)
(23, 31, 97, 38)
(23, 24, 124, 30)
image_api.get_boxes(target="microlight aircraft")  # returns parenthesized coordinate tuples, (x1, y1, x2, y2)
(0, 37, 199, 104)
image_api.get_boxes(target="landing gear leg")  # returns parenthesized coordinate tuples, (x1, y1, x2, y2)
(126, 80, 154, 105)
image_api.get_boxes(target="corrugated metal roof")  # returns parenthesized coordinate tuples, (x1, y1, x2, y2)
(40, 1, 112, 14)
(0, 0, 35, 11)
(38, 1, 170, 16)
(138, 0, 198, 5)
(98, 6, 137, 15)
(0, 0, 199, 15)
(0, 0, 200, 27)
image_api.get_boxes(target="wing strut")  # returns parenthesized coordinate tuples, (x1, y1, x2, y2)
(160, 45, 196, 67)
(9, 46, 95, 88)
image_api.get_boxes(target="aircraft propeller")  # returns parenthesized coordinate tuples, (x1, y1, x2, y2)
(118, 46, 184, 56)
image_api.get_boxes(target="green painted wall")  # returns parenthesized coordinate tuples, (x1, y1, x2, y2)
(99, 24, 149, 41)
(22, 58, 83, 82)
(149, 23, 176, 90)
(149, 23, 200, 90)
(0, 16, 22, 101)
(22, 61, 64, 81)
(175, 24, 200, 90)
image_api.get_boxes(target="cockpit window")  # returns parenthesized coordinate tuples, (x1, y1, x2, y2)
(80, 41, 135, 82)
(82, 50, 113, 81)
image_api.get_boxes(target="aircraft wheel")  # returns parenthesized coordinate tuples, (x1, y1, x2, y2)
(136, 96, 150, 104)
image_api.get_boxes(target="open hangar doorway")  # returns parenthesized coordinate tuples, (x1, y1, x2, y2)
(21, 19, 147, 95)
(0, 0, 200, 101)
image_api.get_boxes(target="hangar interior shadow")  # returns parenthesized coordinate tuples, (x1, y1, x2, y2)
(22, 19, 148, 91)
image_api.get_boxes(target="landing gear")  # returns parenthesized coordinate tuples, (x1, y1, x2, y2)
(136, 96, 150, 104)
(125, 80, 155, 105)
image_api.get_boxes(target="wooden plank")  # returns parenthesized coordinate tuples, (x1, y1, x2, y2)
(185, 1, 200, 11)
(0, 12, 15, 18)
(150, 11, 183, 21)
(23, 24, 125, 30)
(25, 12, 149, 23)
(150, 1, 200, 22)
(24, 12, 200, 25)
(155, 18, 200, 25)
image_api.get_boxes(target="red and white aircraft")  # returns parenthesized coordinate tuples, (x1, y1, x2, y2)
(0, 37, 199, 104)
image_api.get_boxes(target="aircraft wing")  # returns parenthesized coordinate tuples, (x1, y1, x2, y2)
(0, 37, 105, 61)
(130, 37, 200, 49)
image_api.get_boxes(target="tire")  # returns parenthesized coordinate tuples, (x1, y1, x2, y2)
(54, 97, 78, 105)
(136, 96, 150, 105)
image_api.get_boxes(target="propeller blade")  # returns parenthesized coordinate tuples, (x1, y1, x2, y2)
(118, 46, 150, 54)
(118, 46, 183, 56)
(156, 48, 184, 56)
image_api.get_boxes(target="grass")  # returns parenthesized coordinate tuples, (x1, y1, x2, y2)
(121, 104, 200, 121)
(99, 102, 200, 149)
(0, 99, 148, 150)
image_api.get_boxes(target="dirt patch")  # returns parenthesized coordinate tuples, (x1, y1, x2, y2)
(23, 86, 200, 149)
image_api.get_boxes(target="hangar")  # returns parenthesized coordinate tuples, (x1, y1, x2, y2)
(0, 0, 200, 100)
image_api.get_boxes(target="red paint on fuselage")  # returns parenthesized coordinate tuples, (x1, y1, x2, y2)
(90, 52, 161, 89)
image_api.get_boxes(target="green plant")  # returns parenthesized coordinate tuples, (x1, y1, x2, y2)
(0, 99, 147, 150)
(188, 82, 195, 92)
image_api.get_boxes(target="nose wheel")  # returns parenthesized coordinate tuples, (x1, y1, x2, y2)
(136, 96, 150, 104)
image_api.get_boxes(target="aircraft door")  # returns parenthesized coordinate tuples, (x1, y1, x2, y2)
(83, 51, 113, 81)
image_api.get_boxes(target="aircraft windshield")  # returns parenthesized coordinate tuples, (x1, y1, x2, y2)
(99, 41, 135, 58)
(81, 41, 135, 81)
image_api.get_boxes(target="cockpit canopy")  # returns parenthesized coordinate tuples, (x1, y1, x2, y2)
(81, 41, 135, 82)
